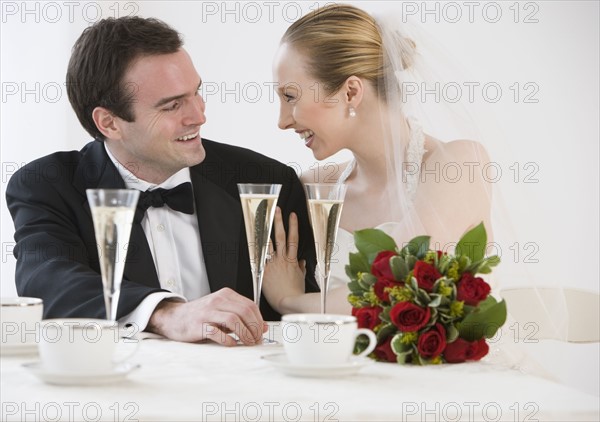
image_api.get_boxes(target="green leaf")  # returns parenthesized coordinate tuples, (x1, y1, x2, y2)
(347, 279, 362, 295)
(376, 323, 397, 343)
(379, 306, 391, 323)
(396, 353, 410, 364)
(358, 272, 377, 290)
(478, 295, 498, 311)
(389, 256, 409, 281)
(428, 294, 442, 308)
(458, 255, 471, 271)
(391, 333, 412, 355)
(456, 222, 487, 262)
(354, 229, 397, 262)
(414, 289, 431, 307)
(467, 255, 501, 275)
(446, 324, 459, 343)
(353, 332, 371, 355)
(409, 276, 419, 292)
(405, 255, 417, 270)
(427, 307, 439, 327)
(486, 255, 501, 267)
(457, 299, 507, 341)
(402, 235, 431, 259)
(476, 264, 492, 274)
(347, 252, 370, 275)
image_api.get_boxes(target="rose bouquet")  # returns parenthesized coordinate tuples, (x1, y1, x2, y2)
(347, 223, 506, 365)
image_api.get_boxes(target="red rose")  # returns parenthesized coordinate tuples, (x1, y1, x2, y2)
(389, 302, 431, 332)
(371, 251, 398, 282)
(374, 337, 397, 362)
(374, 279, 402, 303)
(444, 338, 490, 363)
(412, 261, 441, 292)
(470, 338, 489, 361)
(443, 338, 470, 363)
(457, 273, 491, 306)
(354, 306, 382, 331)
(417, 323, 446, 359)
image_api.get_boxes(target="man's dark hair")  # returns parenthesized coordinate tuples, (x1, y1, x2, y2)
(66, 16, 183, 140)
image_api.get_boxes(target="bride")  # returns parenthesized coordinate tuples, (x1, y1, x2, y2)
(262, 4, 493, 315)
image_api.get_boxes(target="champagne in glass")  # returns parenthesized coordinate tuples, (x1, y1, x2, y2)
(304, 183, 347, 314)
(86, 189, 139, 321)
(238, 184, 282, 307)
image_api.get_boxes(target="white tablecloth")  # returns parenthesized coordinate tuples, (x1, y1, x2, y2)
(1, 324, 598, 421)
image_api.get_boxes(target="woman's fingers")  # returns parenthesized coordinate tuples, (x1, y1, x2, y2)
(287, 212, 300, 262)
(273, 207, 287, 257)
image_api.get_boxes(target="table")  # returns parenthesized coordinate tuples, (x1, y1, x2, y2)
(1, 324, 598, 421)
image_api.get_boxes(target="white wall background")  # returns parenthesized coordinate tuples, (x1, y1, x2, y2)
(1, 1, 598, 296)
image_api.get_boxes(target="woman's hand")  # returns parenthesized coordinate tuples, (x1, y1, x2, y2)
(262, 207, 306, 313)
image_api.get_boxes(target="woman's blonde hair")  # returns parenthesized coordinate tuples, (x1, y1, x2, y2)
(281, 4, 415, 102)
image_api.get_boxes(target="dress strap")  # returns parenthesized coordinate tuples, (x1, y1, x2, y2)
(337, 159, 356, 185)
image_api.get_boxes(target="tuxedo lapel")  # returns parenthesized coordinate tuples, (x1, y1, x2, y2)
(72, 141, 160, 288)
(190, 164, 243, 293)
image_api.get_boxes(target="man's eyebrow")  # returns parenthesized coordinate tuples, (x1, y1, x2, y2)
(153, 93, 185, 108)
(153, 80, 202, 108)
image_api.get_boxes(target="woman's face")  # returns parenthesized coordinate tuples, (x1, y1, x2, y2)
(273, 44, 350, 161)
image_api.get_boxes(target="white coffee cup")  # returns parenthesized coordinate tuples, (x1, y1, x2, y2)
(281, 314, 377, 365)
(38, 318, 138, 374)
(1, 297, 43, 349)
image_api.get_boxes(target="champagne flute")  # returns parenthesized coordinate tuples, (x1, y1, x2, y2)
(86, 189, 139, 321)
(238, 183, 281, 321)
(304, 183, 347, 314)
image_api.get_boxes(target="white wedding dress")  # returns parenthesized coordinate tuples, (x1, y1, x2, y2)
(328, 118, 426, 291)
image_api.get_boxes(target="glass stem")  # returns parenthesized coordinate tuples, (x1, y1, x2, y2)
(254, 266, 264, 306)
(318, 272, 328, 314)
(104, 292, 111, 321)
(109, 289, 120, 322)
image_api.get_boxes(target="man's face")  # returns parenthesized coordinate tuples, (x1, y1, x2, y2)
(109, 49, 207, 183)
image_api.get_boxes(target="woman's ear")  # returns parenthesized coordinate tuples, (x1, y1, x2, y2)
(344, 76, 364, 107)
(92, 107, 121, 140)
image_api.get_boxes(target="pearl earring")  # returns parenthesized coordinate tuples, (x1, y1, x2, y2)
(349, 107, 357, 118)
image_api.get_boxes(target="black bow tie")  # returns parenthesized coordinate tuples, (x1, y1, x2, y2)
(134, 182, 194, 223)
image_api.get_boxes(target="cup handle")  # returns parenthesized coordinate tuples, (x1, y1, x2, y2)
(353, 328, 377, 358)
(112, 337, 140, 365)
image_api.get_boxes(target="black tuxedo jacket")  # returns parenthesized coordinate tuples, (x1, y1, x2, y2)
(6, 139, 318, 321)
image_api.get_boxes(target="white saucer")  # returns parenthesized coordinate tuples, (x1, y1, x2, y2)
(22, 362, 140, 386)
(262, 353, 371, 378)
(0, 342, 38, 357)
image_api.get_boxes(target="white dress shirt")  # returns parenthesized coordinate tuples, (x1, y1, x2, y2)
(104, 144, 211, 331)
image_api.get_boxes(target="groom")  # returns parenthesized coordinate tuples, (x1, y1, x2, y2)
(6, 16, 317, 346)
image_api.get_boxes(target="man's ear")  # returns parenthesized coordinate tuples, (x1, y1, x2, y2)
(92, 107, 121, 140)
(344, 76, 364, 107)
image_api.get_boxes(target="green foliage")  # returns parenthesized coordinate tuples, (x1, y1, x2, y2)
(354, 229, 397, 263)
(456, 222, 486, 262)
(457, 297, 507, 341)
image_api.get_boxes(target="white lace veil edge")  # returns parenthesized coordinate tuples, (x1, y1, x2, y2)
(374, 10, 494, 247)
(372, 9, 579, 377)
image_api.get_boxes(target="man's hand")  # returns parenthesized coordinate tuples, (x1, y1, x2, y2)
(147, 288, 267, 346)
